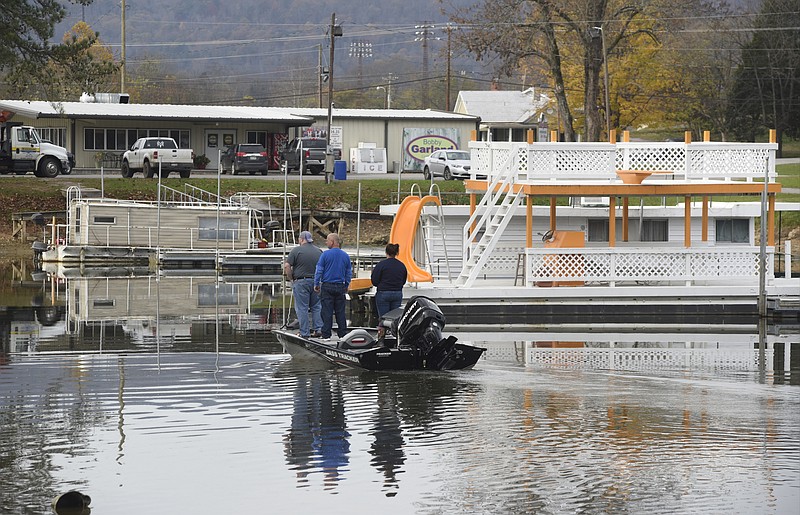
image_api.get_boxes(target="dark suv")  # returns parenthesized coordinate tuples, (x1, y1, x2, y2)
(220, 143, 269, 175)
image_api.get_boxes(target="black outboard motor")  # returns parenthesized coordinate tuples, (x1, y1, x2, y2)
(392, 296, 446, 353)
(377, 296, 464, 369)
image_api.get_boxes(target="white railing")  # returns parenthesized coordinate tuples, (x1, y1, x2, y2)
(523, 246, 773, 286)
(470, 141, 778, 183)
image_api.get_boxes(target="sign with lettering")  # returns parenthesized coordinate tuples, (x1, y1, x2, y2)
(402, 128, 460, 171)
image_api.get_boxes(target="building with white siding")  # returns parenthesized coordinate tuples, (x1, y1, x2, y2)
(0, 100, 479, 173)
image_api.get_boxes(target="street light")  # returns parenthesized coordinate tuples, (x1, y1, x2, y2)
(376, 86, 390, 109)
(590, 26, 611, 140)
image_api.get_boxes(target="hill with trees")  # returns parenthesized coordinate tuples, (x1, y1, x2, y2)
(1, 0, 797, 152)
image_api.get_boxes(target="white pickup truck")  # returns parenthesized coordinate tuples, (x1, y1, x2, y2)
(121, 137, 194, 178)
(0, 122, 72, 178)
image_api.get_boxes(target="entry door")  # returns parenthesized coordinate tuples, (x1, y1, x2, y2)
(204, 130, 236, 169)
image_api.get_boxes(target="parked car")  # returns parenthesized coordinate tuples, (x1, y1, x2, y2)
(220, 143, 269, 175)
(279, 137, 327, 175)
(121, 137, 194, 178)
(422, 150, 482, 180)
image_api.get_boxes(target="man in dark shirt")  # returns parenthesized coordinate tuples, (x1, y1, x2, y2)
(284, 231, 323, 338)
(314, 233, 352, 339)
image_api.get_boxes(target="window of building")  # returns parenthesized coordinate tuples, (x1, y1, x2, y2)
(84, 128, 191, 151)
(93, 216, 116, 224)
(716, 219, 749, 243)
(641, 220, 668, 242)
(37, 127, 66, 147)
(198, 217, 240, 241)
(246, 131, 268, 147)
(588, 219, 609, 242)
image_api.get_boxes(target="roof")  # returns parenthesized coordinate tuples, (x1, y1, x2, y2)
(284, 107, 479, 121)
(0, 100, 479, 124)
(0, 100, 314, 125)
(454, 88, 551, 126)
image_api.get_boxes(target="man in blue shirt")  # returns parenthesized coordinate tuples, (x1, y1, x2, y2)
(314, 233, 352, 339)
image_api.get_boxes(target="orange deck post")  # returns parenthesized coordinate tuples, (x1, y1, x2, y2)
(622, 197, 629, 242)
(526, 195, 533, 248)
(608, 197, 616, 247)
(702, 197, 709, 241)
(685, 197, 692, 247)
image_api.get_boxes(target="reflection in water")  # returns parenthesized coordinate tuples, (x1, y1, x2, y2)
(283, 366, 351, 490)
(464, 331, 800, 385)
(0, 265, 798, 513)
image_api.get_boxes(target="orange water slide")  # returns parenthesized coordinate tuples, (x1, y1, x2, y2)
(388, 195, 442, 283)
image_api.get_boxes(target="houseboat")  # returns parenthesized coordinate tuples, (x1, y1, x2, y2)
(38, 185, 296, 274)
(381, 131, 798, 324)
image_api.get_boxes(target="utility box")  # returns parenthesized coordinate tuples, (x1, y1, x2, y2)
(350, 143, 387, 174)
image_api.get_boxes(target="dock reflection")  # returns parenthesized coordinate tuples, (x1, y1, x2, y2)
(457, 330, 799, 385)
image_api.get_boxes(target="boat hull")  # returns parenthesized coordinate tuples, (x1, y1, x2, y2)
(274, 329, 485, 371)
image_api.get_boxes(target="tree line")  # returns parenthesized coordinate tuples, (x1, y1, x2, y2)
(1, 0, 797, 154)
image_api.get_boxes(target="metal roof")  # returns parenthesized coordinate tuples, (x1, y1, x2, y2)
(0, 100, 479, 124)
(454, 88, 550, 125)
(284, 107, 479, 121)
(0, 100, 314, 125)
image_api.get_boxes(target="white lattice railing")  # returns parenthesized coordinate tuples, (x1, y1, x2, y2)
(523, 246, 773, 286)
(470, 141, 778, 182)
(526, 347, 773, 371)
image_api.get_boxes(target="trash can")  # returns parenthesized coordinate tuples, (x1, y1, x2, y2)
(334, 160, 347, 180)
(392, 161, 400, 174)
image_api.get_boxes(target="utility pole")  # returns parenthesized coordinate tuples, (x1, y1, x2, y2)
(445, 24, 452, 110)
(325, 14, 342, 184)
(121, 0, 126, 93)
(415, 23, 436, 109)
(591, 26, 611, 139)
(318, 44, 323, 108)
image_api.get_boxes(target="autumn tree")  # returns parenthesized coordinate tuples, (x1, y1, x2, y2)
(448, 0, 673, 141)
(728, 0, 800, 154)
(0, 1, 116, 100)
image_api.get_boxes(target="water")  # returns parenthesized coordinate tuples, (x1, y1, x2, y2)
(1, 268, 798, 514)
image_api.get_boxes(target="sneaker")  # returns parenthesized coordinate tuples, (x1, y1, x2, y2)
(311, 331, 322, 338)
(321, 335, 331, 341)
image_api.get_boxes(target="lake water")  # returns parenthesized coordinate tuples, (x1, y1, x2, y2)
(1, 268, 798, 514)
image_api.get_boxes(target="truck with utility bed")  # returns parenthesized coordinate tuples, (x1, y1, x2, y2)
(0, 122, 72, 177)
(121, 137, 194, 178)
(279, 137, 331, 175)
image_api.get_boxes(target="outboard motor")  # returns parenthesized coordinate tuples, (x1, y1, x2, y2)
(392, 296, 448, 354)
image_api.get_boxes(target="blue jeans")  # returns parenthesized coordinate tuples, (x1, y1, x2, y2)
(320, 282, 348, 338)
(375, 290, 403, 318)
(292, 278, 321, 337)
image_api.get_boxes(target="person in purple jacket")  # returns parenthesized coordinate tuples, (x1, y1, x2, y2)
(370, 243, 407, 318)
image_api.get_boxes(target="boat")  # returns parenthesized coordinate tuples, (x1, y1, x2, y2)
(274, 296, 486, 371)
(375, 132, 799, 322)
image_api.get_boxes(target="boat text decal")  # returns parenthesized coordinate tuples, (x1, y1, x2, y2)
(325, 349, 360, 363)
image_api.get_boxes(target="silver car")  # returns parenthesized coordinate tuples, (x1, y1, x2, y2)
(422, 150, 477, 180)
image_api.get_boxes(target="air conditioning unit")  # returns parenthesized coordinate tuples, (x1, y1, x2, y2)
(580, 196, 610, 207)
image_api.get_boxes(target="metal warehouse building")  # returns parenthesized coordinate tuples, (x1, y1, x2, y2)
(0, 99, 480, 173)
